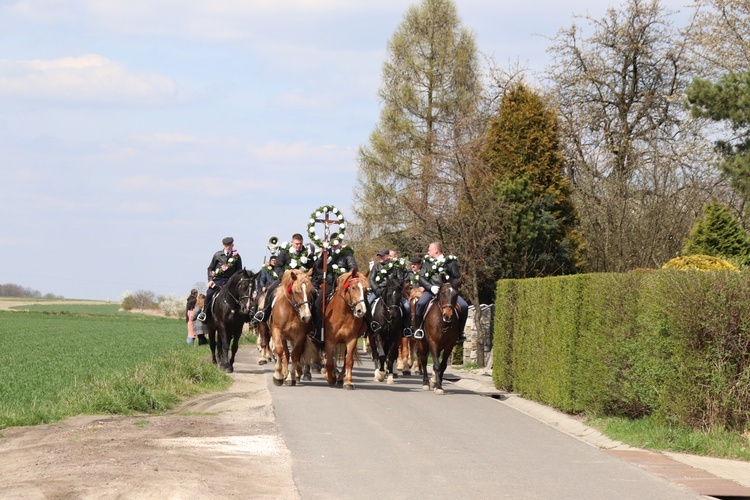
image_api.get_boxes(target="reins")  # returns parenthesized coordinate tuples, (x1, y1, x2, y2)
(221, 276, 254, 314)
(284, 282, 311, 319)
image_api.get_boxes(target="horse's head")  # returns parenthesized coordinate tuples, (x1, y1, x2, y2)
(227, 268, 256, 316)
(283, 269, 313, 323)
(337, 269, 368, 318)
(382, 272, 406, 308)
(438, 281, 459, 323)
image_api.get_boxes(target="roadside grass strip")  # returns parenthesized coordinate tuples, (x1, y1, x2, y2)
(0, 311, 231, 429)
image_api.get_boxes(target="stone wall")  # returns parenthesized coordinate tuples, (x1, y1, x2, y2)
(461, 304, 494, 367)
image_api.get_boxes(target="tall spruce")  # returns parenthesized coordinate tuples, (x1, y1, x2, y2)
(479, 83, 584, 281)
(353, 0, 480, 249)
(683, 201, 750, 263)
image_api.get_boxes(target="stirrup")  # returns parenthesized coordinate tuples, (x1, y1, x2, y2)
(251, 310, 266, 323)
(403, 327, 413, 338)
(370, 320, 381, 333)
(413, 328, 424, 339)
(196, 312, 206, 322)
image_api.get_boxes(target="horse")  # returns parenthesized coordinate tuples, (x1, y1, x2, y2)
(269, 269, 318, 386)
(397, 287, 423, 376)
(369, 272, 407, 385)
(416, 280, 461, 395)
(253, 290, 274, 365)
(323, 269, 369, 389)
(205, 268, 257, 373)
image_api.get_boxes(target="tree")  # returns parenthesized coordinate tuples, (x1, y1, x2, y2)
(354, 0, 481, 245)
(684, 0, 750, 77)
(687, 71, 750, 203)
(546, 0, 721, 272)
(682, 201, 750, 263)
(479, 83, 584, 280)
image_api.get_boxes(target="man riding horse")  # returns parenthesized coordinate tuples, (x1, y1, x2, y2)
(197, 236, 243, 322)
(366, 248, 412, 338)
(252, 233, 315, 324)
(413, 241, 468, 341)
(310, 232, 358, 340)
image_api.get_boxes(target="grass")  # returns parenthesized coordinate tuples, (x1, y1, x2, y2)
(0, 310, 231, 429)
(10, 302, 123, 315)
(587, 415, 750, 461)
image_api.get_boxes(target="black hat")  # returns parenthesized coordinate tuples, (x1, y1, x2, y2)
(222, 237, 234, 245)
(409, 256, 422, 265)
(377, 248, 390, 257)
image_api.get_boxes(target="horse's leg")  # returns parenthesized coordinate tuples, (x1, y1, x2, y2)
(287, 336, 306, 386)
(271, 328, 285, 386)
(343, 337, 357, 390)
(430, 346, 445, 392)
(208, 327, 218, 365)
(372, 334, 386, 382)
(324, 336, 336, 387)
(258, 323, 269, 365)
(386, 332, 399, 385)
(228, 325, 241, 373)
(417, 338, 430, 391)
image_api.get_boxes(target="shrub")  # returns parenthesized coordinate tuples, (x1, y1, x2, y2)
(158, 294, 183, 318)
(662, 254, 738, 271)
(121, 290, 158, 311)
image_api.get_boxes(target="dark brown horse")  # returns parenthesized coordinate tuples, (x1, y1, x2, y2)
(369, 272, 406, 385)
(205, 269, 257, 373)
(397, 287, 422, 376)
(416, 281, 461, 395)
(324, 270, 369, 389)
(270, 269, 318, 386)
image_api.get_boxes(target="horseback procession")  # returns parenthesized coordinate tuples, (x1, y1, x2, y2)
(197, 205, 469, 395)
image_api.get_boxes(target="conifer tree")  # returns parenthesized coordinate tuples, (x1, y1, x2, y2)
(683, 201, 750, 264)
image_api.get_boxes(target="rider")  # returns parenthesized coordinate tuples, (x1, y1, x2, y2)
(405, 256, 423, 290)
(413, 241, 468, 341)
(197, 236, 243, 322)
(310, 232, 358, 340)
(366, 248, 413, 338)
(252, 233, 314, 324)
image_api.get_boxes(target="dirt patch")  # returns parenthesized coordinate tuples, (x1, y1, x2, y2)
(0, 347, 298, 499)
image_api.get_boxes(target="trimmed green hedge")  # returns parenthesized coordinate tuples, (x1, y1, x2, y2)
(493, 270, 750, 431)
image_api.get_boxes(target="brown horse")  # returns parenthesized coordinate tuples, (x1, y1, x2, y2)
(397, 287, 422, 376)
(416, 281, 461, 395)
(324, 270, 369, 389)
(270, 269, 318, 386)
(254, 290, 274, 365)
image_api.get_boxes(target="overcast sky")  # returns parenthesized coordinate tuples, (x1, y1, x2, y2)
(0, 0, 689, 300)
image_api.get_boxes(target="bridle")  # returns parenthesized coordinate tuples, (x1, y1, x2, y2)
(285, 281, 311, 320)
(437, 283, 458, 327)
(339, 277, 366, 313)
(223, 276, 254, 315)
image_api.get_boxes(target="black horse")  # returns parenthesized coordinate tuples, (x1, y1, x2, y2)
(205, 268, 257, 373)
(369, 272, 407, 384)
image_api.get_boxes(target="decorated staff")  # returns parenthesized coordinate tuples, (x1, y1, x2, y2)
(308, 205, 347, 341)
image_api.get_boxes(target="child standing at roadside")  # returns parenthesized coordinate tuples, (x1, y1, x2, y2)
(192, 294, 208, 345)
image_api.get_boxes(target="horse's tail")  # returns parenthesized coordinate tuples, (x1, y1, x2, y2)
(333, 343, 362, 366)
(300, 336, 320, 368)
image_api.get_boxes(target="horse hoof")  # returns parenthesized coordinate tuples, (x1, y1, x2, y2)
(302, 373, 312, 381)
(284, 379, 295, 386)
(403, 371, 411, 377)
(259, 359, 267, 365)
(343, 383, 355, 390)
(392, 373, 399, 379)
(435, 388, 445, 395)
(386, 375, 394, 385)
(226, 366, 234, 374)
(421, 384, 430, 391)
(272, 377, 284, 386)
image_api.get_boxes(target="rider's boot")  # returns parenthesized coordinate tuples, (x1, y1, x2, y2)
(413, 314, 424, 339)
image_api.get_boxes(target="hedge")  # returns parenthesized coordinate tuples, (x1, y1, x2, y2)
(493, 270, 750, 431)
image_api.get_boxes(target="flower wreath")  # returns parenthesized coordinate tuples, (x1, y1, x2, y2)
(424, 254, 458, 281)
(374, 258, 407, 284)
(262, 264, 278, 281)
(307, 205, 346, 248)
(211, 250, 240, 278)
(279, 242, 313, 271)
(314, 245, 353, 276)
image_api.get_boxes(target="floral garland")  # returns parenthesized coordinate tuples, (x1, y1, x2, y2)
(314, 245, 353, 276)
(279, 242, 313, 271)
(211, 250, 240, 278)
(262, 264, 278, 281)
(423, 254, 458, 281)
(373, 258, 407, 284)
(307, 205, 346, 248)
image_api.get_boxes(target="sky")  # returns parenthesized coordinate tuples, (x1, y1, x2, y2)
(0, 0, 689, 301)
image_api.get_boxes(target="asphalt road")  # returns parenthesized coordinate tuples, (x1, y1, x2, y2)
(266, 353, 701, 500)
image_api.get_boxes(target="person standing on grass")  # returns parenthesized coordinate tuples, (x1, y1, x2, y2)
(192, 294, 208, 345)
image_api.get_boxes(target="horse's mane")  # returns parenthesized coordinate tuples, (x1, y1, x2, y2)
(336, 269, 370, 292)
(275, 269, 312, 302)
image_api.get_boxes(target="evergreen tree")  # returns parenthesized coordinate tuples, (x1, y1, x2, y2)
(354, 0, 480, 244)
(478, 83, 584, 280)
(683, 201, 750, 263)
(687, 71, 750, 202)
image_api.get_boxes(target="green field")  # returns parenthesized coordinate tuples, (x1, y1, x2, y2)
(0, 307, 231, 429)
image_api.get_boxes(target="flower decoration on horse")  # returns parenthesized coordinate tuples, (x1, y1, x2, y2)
(308, 205, 346, 248)
(374, 258, 408, 284)
(211, 250, 240, 278)
(424, 254, 457, 282)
